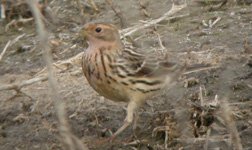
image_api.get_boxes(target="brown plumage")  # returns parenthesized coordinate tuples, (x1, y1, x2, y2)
(80, 22, 183, 139)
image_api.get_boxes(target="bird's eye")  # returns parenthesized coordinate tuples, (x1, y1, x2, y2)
(95, 27, 102, 33)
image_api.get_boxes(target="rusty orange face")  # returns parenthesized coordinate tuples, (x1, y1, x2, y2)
(80, 23, 120, 43)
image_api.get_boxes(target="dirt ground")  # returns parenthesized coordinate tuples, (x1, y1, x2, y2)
(0, 0, 252, 150)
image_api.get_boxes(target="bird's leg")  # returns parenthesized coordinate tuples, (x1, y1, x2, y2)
(133, 110, 139, 131)
(111, 100, 138, 139)
(131, 110, 140, 140)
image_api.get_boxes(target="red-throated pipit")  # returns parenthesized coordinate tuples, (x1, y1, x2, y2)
(80, 23, 184, 139)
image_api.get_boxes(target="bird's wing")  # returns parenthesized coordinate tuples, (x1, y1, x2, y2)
(113, 46, 179, 78)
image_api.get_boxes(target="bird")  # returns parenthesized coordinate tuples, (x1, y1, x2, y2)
(80, 22, 185, 139)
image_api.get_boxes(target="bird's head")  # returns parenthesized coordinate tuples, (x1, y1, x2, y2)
(80, 23, 122, 48)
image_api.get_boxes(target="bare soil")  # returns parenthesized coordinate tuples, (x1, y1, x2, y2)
(0, 0, 251, 150)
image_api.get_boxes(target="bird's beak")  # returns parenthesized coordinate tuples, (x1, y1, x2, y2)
(81, 23, 91, 38)
(80, 24, 92, 40)
(81, 22, 97, 39)
(80, 29, 88, 40)
(77, 28, 89, 46)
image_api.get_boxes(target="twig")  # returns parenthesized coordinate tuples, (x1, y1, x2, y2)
(87, 0, 99, 12)
(248, 120, 252, 126)
(75, 0, 85, 17)
(199, 86, 204, 106)
(204, 128, 211, 150)
(0, 41, 11, 62)
(209, 17, 221, 28)
(152, 126, 170, 137)
(124, 139, 149, 146)
(208, 0, 227, 11)
(203, 17, 221, 28)
(243, 38, 252, 54)
(55, 51, 83, 68)
(0, 33, 26, 61)
(36, 51, 84, 75)
(138, 0, 150, 17)
(120, 3, 187, 37)
(26, 1, 89, 150)
(5, 18, 34, 31)
(69, 98, 85, 119)
(176, 136, 230, 143)
(11, 33, 26, 45)
(153, 31, 166, 52)
(105, 0, 128, 28)
(183, 65, 220, 75)
(220, 99, 243, 150)
(57, 101, 88, 150)
(0, 76, 48, 91)
(165, 130, 169, 149)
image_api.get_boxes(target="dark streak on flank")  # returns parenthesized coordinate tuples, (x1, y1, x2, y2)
(109, 64, 119, 75)
(109, 63, 114, 67)
(117, 65, 130, 74)
(107, 75, 117, 82)
(129, 79, 162, 86)
(120, 81, 129, 86)
(109, 64, 114, 70)
(148, 88, 161, 92)
(117, 73, 127, 78)
(130, 88, 137, 91)
(124, 49, 143, 57)
(136, 88, 161, 93)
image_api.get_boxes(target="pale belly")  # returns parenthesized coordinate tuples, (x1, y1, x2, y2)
(87, 75, 130, 102)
